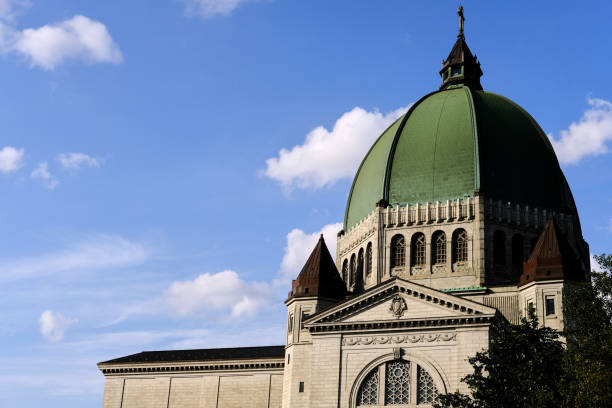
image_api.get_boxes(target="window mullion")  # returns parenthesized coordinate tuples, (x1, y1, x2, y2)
(378, 363, 386, 406)
(410, 362, 418, 406)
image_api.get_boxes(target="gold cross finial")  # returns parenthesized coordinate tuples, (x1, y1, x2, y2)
(458, 5, 465, 38)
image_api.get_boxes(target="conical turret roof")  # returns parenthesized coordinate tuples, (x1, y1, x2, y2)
(520, 217, 586, 286)
(288, 235, 347, 300)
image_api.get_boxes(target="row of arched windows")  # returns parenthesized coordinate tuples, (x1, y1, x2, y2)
(390, 229, 468, 268)
(342, 242, 373, 289)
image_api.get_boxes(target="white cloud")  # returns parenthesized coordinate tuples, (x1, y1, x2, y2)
(549, 98, 612, 165)
(0, 145, 24, 173)
(263, 106, 408, 190)
(0, 0, 30, 22)
(57, 152, 101, 169)
(30, 161, 58, 189)
(182, 0, 248, 17)
(0, 14, 122, 70)
(166, 270, 272, 317)
(39, 310, 77, 342)
(0, 234, 150, 281)
(278, 222, 343, 282)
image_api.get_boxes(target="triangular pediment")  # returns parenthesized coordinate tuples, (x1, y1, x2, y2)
(306, 278, 496, 327)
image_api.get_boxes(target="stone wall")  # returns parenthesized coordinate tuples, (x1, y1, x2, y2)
(100, 366, 284, 408)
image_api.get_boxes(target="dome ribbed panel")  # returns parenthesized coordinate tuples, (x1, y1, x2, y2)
(388, 88, 476, 205)
(344, 117, 404, 230)
(471, 91, 576, 213)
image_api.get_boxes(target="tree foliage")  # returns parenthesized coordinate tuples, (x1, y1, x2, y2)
(435, 254, 612, 408)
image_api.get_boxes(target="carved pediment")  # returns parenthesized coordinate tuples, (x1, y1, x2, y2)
(305, 278, 496, 329)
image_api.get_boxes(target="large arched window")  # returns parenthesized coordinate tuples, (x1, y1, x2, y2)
(512, 234, 524, 270)
(431, 231, 446, 265)
(356, 359, 439, 406)
(411, 233, 426, 266)
(366, 243, 373, 277)
(452, 229, 468, 263)
(391, 235, 406, 268)
(350, 254, 357, 286)
(494, 230, 506, 265)
(342, 259, 349, 283)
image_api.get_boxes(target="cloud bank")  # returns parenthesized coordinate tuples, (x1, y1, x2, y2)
(263, 106, 407, 190)
(549, 98, 612, 165)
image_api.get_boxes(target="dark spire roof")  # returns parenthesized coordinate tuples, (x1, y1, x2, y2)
(288, 235, 347, 301)
(439, 6, 483, 90)
(520, 217, 587, 286)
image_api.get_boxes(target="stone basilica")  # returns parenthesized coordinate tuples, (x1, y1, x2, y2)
(98, 8, 590, 408)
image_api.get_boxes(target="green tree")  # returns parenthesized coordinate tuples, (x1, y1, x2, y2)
(560, 254, 612, 408)
(434, 311, 564, 408)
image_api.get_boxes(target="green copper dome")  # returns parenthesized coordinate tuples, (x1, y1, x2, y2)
(343, 86, 578, 230)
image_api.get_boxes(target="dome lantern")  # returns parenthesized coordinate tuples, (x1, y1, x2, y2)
(439, 6, 483, 90)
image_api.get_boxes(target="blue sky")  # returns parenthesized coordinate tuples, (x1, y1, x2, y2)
(0, 0, 611, 406)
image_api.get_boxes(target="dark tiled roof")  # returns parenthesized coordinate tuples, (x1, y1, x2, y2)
(520, 217, 586, 286)
(100, 345, 285, 365)
(288, 235, 347, 301)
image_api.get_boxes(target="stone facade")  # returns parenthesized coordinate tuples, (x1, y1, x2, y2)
(98, 359, 284, 408)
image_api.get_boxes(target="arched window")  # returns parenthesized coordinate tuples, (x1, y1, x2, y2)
(432, 231, 446, 265)
(356, 249, 364, 291)
(366, 243, 373, 276)
(342, 259, 348, 283)
(452, 229, 468, 263)
(512, 234, 524, 269)
(391, 235, 406, 268)
(356, 359, 439, 406)
(411, 233, 426, 266)
(350, 254, 357, 286)
(494, 230, 506, 265)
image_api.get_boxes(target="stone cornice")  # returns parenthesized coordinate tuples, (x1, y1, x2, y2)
(98, 358, 285, 376)
(307, 314, 495, 334)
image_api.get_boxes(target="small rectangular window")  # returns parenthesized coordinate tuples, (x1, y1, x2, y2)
(287, 354, 290, 365)
(299, 382, 304, 393)
(545, 297, 555, 316)
(288, 314, 294, 332)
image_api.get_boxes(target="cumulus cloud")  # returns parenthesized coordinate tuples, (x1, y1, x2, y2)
(30, 161, 58, 189)
(0, 234, 150, 281)
(39, 310, 77, 342)
(263, 106, 408, 190)
(278, 222, 343, 282)
(182, 0, 248, 17)
(57, 152, 101, 169)
(0, 145, 24, 173)
(549, 98, 612, 165)
(166, 270, 272, 317)
(0, 14, 122, 70)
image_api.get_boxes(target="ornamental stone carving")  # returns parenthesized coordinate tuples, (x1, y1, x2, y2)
(389, 295, 408, 318)
(341, 333, 457, 346)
